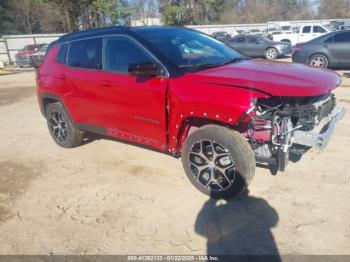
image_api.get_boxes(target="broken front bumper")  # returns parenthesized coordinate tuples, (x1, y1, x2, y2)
(293, 106, 345, 149)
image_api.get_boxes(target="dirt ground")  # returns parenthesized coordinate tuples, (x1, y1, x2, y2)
(0, 62, 349, 256)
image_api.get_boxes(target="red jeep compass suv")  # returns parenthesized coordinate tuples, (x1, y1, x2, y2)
(37, 27, 345, 199)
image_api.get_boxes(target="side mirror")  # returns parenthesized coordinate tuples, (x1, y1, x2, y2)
(128, 63, 163, 77)
(255, 40, 260, 44)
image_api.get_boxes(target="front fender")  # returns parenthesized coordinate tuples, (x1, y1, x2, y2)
(167, 78, 269, 153)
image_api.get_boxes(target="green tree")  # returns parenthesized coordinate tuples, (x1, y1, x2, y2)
(160, 0, 225, 25)
(162, 4, 187, 25)
(318, 0, 350, 19)
(93, 0, 133, 25)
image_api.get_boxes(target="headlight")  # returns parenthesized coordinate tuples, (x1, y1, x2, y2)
(251, 97, 257, 106)
(336, 73, 342, 87)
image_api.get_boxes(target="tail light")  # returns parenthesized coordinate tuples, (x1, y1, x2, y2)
(293, 45, 302, 52)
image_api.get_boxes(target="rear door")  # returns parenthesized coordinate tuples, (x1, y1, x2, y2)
(60, 37, 107, 125)
(299, 26, 313, 43)
(326, 31, 350, 67)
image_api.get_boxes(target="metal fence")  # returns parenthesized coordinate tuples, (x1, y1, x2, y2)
(0, 38, 10, 64)
(0, 33, 63, 64)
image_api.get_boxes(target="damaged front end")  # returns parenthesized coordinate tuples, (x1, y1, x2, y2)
(245, 93, 345, 171)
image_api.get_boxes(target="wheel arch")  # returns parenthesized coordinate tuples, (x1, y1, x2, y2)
(40, 93, 74, 124)
(266, 46, 277, 51)
(174, 117, 238, 156)
(307, 52, 330, 65)
(308, 52, 329, 59)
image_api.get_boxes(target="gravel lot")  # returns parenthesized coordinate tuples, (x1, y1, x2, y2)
(0, 61, 349, 256)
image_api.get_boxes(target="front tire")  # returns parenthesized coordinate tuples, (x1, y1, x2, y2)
(46, 102, 84, 148)
(265, 48, 278, 60)
(181, 125, 255, 199)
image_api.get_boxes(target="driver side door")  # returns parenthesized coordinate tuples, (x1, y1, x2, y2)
(97, 35, 169, 150)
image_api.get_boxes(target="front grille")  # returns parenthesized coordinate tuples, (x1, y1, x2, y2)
(16, 56, 30, 62)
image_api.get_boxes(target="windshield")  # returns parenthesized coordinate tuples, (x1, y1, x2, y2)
(137, 28, 246, 69)
(38, 45, 48, 52)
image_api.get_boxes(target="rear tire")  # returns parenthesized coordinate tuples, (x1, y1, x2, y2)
(308, 54, 329, 68)
(46, 102, 84, 148)
(181, 125, 255, 199)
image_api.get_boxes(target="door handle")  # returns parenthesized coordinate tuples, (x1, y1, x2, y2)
(101, 80, 112, 87)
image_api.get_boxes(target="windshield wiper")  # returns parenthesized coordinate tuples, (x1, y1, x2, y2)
(219, 57, 248, 66)
(178, 57, 249, 69)
(178, 63, 222, 68)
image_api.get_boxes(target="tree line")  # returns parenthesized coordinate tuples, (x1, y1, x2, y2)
(0, 0, 349, 34)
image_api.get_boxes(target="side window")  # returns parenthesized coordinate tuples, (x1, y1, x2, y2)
(313, 26, 326, 33)
(246, 36, 257, 43)
(333, 32, 350, 43)
(56, 44, 67, 64)
(67, 38, 102, 70)
(302, 26, 311, 33)
(104, 36, 155, 74)
(232, 37, 245, 43)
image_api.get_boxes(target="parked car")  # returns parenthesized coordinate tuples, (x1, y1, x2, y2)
(226, 34, 292, 59)
(15, 44, 46, 67)
(329, 20, 344, 31)
(37, 27, 344, 199)
(30, 44, 48, 67)
(292, 30, 350, 68)
(249, 29, 262, 35)
(212, 31, 231, 42)
(341, 20, 350, 30)
(236, 30, 246, 35)
(272, 24, 330, 45)
(329, 20, 350, 31)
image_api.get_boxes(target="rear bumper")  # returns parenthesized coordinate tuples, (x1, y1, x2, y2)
(293, 106, 345, 149)
(292, 51, 308, 64)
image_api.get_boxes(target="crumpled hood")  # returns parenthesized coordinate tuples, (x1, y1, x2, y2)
(191, 59, 340, 97)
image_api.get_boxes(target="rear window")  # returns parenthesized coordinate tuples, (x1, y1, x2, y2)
(56, 44, 68, 64)
(67, 38, 102, 70)
(334, 32, 350, 43)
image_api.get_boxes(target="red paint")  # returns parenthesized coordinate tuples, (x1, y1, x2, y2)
(37, 45, 340, 154)
(15, 44, 45, 57)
